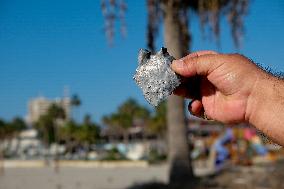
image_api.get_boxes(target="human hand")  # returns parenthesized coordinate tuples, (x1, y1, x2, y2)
(171, 51, 265, 124)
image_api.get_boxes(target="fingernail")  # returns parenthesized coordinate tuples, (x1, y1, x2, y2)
(171, 59, 184, 71)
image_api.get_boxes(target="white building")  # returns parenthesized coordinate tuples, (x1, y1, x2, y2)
(27, 96, 71, 124)
(1, 128, 42, 158)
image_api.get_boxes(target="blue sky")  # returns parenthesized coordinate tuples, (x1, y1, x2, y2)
(0, 0, 283, 122)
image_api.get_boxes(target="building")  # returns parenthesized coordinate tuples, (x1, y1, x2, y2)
(5, 128, 42, 158)
(27, 96, 71, 124)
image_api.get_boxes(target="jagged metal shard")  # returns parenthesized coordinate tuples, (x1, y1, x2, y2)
(133, 47, 181, 106)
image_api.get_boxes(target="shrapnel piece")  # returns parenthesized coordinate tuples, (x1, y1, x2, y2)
(133, 47, 181, 106)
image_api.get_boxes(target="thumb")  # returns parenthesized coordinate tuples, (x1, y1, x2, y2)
(171, 51, 219, 77)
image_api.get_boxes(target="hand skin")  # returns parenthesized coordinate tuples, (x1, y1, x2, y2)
(171, 51, 284, 146)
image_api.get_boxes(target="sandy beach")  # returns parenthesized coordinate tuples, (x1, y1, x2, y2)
(1, 160, 284, 189)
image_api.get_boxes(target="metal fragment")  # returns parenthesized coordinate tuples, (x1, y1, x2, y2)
(133, 47, 181, 106)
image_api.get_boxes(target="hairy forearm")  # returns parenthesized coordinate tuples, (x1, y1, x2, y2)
(247, 72, 284, 145)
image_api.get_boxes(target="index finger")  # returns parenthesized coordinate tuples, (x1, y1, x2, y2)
(171, 50, 219, 77)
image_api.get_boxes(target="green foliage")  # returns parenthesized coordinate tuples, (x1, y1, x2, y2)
(48, 104, 66, 120)
(75, 120, 100, 144)
(35, 104, 66, 146)
(58, 115, 100, 145)
(58, 120, 77, 141)
(71, 94, 81, 121)
(148, 148, 167, 164)
(102, 98, 168, 138)
(71, 94, 81, 107)
(101, 147, 126, 161)
(10, 117, 27, 131)
(102, 98, 151, 131)
(35, 114, 55, 145)
(0, 117, 27, 140)
(0, 119, 5, 138)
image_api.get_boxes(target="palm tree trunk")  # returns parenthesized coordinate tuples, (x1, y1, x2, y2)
(162, 0, 195, 185)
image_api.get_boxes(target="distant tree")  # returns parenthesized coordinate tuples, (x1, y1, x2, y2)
(75, 114, 100, 145)
(0, 119, 6, 139)
(35, 115, 53, 146)
(71, 94, 81, 107)
(71, 94, 81, 121)
(58, 120, 78, 154)
(117, 98, 150, 128)
(10, 117, 27, 131)
(102, 98, 150, 143)
(58, 120, 77, 141)
(0, 119, 7, 159)
(0, 117, 26, 159)
(0, 117, 26, 141)
(102, 114, 124, 141)
(35, 104, 66, 146)
(48, 104, 66, 120)
(58, 114, 100, 155)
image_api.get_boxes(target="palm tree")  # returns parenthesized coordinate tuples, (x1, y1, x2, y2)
(35, 104, 66, 147)
(0, 117, 26, 174)
(10, 117, 27, 131)
(10, 117, 27, 156)
(58, 114, 100, 158)
(77, 114, 100, 148)
(58, 120, 78, 157)
(101, 0, 249, 186)
(71, 94, 81, 107)
(102, 98, 150, 143)
(71, 94, 81, 121)
(48, 104, 66, 172)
